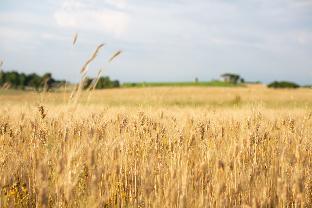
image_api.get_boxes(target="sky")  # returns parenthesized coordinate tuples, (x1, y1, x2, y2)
(0, 0, 312, 84)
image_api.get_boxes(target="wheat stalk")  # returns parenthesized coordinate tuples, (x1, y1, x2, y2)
(80, 44, 105, 74)
(109, 50, 122, 63)
(72, 33, 78, 46)
(69, 43, 105, 105)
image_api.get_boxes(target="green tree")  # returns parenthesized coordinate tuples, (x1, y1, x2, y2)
(111, 80, 120, 88)
(5, 71, 20, 87)
(95, 76, 120, 89)
(0, 71, 4, 86)
(26, 73, 43, 90)
(83, 77, 93, 89)
(19, 73, 27, 89)
(96, 76, 111, 89)
(42, 73, 54, 91)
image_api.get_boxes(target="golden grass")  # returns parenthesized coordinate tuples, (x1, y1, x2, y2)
(0, 87, 311, 207)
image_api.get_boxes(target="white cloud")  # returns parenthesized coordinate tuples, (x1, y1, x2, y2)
(0, 26, 41, 52)
(54, 0, 129, 37)
(1, 0, 312, 83)
(0, 11, 43, 26)
(295, 31, 312, 45)
(105, 0, 128, 9)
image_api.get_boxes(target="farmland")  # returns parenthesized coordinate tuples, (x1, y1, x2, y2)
(0, 86, 312, 207)
(121, 81, 242, 88)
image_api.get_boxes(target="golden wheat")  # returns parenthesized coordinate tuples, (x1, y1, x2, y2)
(0, 87, 311, 207)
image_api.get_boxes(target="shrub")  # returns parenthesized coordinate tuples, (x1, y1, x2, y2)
(268, 81, 300, 89)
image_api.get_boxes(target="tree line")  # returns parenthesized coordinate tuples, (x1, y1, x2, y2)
(0, 71, 65, 90)
(0, 70, 120, 90)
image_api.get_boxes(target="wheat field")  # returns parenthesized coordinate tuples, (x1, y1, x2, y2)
(0, 86, 312, 207)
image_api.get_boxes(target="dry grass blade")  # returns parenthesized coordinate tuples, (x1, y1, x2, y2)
(0, 60, 3, 68)
(73, 33, 78, 46)
(108, 50, 122, 63)
(80, 43, 105, 74)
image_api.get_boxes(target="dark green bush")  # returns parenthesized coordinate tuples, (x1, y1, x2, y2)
(268, 81, 300, 89)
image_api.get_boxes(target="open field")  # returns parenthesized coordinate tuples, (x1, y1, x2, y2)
(0, 87, 312, 207)
(122, 81, 243, 88)
(1, 86, 312, 108)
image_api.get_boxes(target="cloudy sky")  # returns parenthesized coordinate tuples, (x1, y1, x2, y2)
(0, 0, 312, 84)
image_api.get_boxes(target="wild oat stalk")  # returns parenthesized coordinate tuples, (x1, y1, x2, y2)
(70, 42, 105, 105)
(86, 50, 123, 102)
(73, 33, 78, 46)
(80, 44, 105, 74)
(109, 50, 122, 63)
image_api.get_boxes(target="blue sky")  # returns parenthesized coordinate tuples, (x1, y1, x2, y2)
(0, 0, 312, 84)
